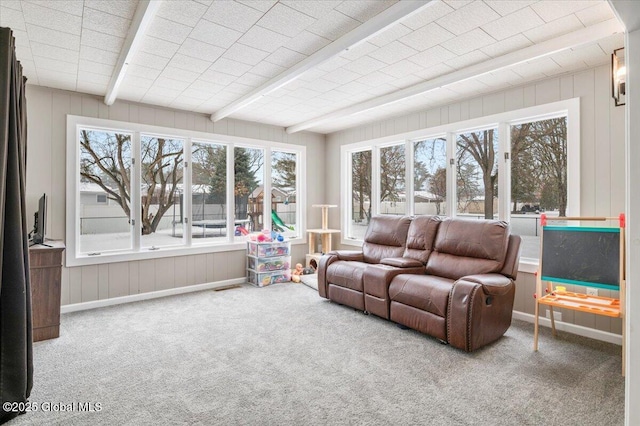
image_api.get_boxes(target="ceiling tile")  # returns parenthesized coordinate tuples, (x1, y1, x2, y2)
(436, 1, 500, 36)
(281, 0, 341, 18)
(160, 66, 202, 83)
(287, 87, 321, 99)
(265, 47, 307, 68)
(445, 50, 491, 69)
(11, 29, 30, 48)
(78, 71, 111, 85)
(78, 59, 113, 76)
(523, 14, 584, 44)
(202, 0, 264, 32)
(296, 67, 327, 82)
(445, 78, 489, 95)
(399, 1, 454, 30)
(22, 2, 82, 35)
(199, 68, 239, 85)
(238, 25, 291, 53)
(148, 16, 194, 45)
(14, 44, 33, 62)
(389, 73, 424, 89)
(530, 0, 598, 23)
(368, 23, 412, 47)
(306, 10, 360, 41)
(76, 81, 107, 96)
(356, 71, 398, 87)
(0, 6, 26, 31)
(31, 42, 79, 64)
(1, 1, 23, 12)
(82, 7, 132, 37)
(250, 60, 287, 78)
(209, 57, 252, 77)
(139, 36, 180, 59)
(257, 3, 316, 37)
(321, 68, 361, 84)
(480, 34, 532, 58)
(223, 43, 270, 66)
(190, 19, 243, 48)
(413, 62, 455, 81)
(300, 77, 340, 93)
(168, 54, 212, 74)
(336, 0, 396, 23)
(236, 0, 278, 13)
(26, 23, 80, 51)
(380, 59, 424, 78)
(27, 1, 83, 16)
(126, 64, 162, 81)
(178, 38, 225, 62)
(340, 41, 378, 61)
(571, 43, 608, 67)
(80, 45, 119, 66)
(510, 57, 556, 78)
(81, 28, 124, 54)
(84, 0, 137, 19)
(188, 79, 226, 93)
(223, 81, 252, 95)
(548, 51, 588, 72)
(144, 85, 182, 99)
(399, 23, 455, 52)
(576, 2, 615, 26)
(130, 51, 170, 71)
(316, 56, 349, 72)
(34, 56, 77, 74)
(597, 32, 624, 56)
(235, 72, 269, 87)
(154, 76, 191, 92)
(484, 0, 535, 17)
(482, 7, 545, 40)
(287, 30, 331, 55)
(475, 68, 523, 87)
(157, 0, 208, 27)
(369, 41, 419, 65)
(342, 55, 387, 75)
(407, 45, 456, 68)
(441, 28, 496, 56)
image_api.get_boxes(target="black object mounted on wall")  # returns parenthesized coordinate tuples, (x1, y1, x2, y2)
(612, 47, 626, 106)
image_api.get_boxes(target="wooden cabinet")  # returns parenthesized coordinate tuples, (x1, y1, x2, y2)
(29, 241, 65, 342)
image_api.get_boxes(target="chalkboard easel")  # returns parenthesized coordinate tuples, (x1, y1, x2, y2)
(533, 214, 626, 376)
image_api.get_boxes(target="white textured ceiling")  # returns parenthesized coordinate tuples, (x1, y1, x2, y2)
(0, 0, 623, 135)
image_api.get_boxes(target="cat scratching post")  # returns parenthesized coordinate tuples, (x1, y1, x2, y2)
(306, 204, 340, 269)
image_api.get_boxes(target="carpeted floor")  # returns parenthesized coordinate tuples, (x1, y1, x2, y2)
(10, 282, 624, 425)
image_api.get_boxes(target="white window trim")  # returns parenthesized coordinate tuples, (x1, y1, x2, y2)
(66, 115, 306, 267)
(340, 98, 580, 270)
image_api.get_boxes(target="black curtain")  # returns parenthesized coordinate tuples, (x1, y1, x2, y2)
(0, 27, 32, 424)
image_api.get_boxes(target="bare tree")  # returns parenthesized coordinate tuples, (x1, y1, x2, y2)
(457, 130, 497, 218)
(352, 150, 371, 223)
(533, 118, 567, 215)
(380, 145, 405, 203)
(429, 167, 447, 214)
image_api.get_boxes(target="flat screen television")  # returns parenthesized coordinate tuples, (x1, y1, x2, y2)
(31, 193, 47, 245)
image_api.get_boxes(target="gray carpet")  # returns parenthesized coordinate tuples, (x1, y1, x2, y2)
(10, 283, 623, 425)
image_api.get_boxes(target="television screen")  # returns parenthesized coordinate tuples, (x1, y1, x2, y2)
(32, 193, 46, 245)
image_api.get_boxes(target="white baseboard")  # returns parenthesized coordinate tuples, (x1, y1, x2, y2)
(60, 278, 247, 314)
(512, 311, 622, 346)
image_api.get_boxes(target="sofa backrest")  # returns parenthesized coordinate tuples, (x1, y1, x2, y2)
(403, 215, 442, 264)
(362, 215, 411, 263)
(426, 218, 510, 280)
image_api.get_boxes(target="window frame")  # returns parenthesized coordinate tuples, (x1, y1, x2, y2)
(341, 98, 580, 271)
(66, 115, 306, 267)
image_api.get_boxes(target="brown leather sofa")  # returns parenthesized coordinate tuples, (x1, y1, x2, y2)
(317, 215, 521, 352)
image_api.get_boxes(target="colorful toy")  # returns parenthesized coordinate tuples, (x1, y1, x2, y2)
(291, 263, 304, 283)
(235, 226, 249, 236)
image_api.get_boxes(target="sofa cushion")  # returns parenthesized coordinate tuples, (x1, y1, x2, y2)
(426, 218, 509, 280)
(389, 274, 454, 318)
(362, 215, 411, 263)
(403, 215, 441, 264)
(326, 260, 368, 292)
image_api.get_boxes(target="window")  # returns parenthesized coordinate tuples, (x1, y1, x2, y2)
(342, 98, 579, 265)
(414, 137, 447, 215)
(348, 149, 372, 240)
(67, 116, 305, 266)
(456, 128, 499, 219)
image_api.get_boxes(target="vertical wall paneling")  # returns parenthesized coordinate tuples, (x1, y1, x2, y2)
(574, 69, 596, 217)
(228, 250, 246, 278)
(174, 256, 188, 288)
(440, 107, 449, 125)
(81, 96, 99, 118)
(68, 267, 82, 304)
(138, 259, 156, 294)
(108, 262, 129, 298)
(138, 105, 155, 125)
(482, 92, 504, 116)
(560, 75, 574, 100)
(98, 264, 109, 299)
(206, 253, 215, 283)
(523, 85, 536, 107)
(26, 88, 52, 221)
(426, 109, 440, 128)
(594, 66, 612, 217)
(81, 265, 98, 302)
(154, 257, 175, 291)
(129, 261, 140, 294)
(186, 255, 197, 286)
(60, 267, 70, 305)
(213, 251, 228, 282)
(109, 102, 129, 122)
(504, 87, 524, 111)
(535, 78, 561, 105)
(51, 92, 70, 240)
(194, 254, 207, 284)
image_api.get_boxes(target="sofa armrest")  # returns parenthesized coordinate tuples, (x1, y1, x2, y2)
(333, 250, 364, 262)
(317, 253, 340, 299)
(380, 257, 423, 268)
(447, 276, 516, 352)
(458, 273, 513, 296)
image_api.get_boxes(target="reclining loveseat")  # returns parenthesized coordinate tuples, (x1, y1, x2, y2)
(317, 215, 521, 352)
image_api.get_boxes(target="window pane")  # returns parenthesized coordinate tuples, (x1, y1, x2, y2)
(349, 150, 371, 240)
(79, 129, 132, 253)
(192, 142, 227, 242)
(511, 117, 567, 259)
(456, 128, 499, 219)
(236, 147, 264, 237)
(272, 151, 298, 238)
(414, 137, 447, 216)
(379, 144, 405, 215)
(140, 136, 184, 248)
